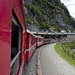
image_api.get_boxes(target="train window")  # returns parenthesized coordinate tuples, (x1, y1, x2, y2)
(11, 13, 22, 66)
(11, 21, 19, 60)
(11, 11, 22, 75)
(31, 36, 35, 45)
(39, 38, 42, 42)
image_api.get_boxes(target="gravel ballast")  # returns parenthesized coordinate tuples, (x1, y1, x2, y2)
(23, 46, 43, 75)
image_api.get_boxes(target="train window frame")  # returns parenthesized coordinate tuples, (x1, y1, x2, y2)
(11, 12, 22, 67)
(12, 15, 22, 51)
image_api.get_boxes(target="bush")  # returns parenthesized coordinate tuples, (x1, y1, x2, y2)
(55, 6, 64, 13)
(45, 0, 55, 9)
(25, 3, 42, 18)
(33, 20, 39, 26)
(45, 24, 50, 29)
(25, 18, 31, 24)
(63, 41, 75, 49)
(40, 9, 46, 14)
(47, 14, 52, 19)
(32, 0, 37, 6)
(40, 21, 45, 29)
(40, 21, 50, 29)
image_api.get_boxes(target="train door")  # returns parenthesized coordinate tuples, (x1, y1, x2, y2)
(25, 33, 30, 62)
(11, 11, 22, 75)
(24, 32, 27, 65)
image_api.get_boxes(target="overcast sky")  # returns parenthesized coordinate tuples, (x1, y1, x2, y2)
(60, 0, 75, 18)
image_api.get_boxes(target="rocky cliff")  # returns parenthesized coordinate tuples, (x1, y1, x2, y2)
(23, 0, 75, 32)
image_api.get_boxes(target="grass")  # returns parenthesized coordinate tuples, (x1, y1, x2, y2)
(54, 44, 75, 67)
(62, 41, 75, 57)
(62, 43, 72, 57)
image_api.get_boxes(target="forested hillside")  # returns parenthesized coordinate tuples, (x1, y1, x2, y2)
(23, 0, 75, 32)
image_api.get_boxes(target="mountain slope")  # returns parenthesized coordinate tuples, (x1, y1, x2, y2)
(23, 0, 75, 32)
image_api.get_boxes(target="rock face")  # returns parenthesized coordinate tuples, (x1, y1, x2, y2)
(23, 0, 75, 32)
(51, 9, 66, 26)
(72, 49, 75, 54)
(27, 23, 38, 32)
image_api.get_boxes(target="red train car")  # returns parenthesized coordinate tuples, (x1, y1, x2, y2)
(25, 30, 44, 63)
(25, 30, 36, 62)
(36, 36, 44, 47)
(0, 0, 26, 75)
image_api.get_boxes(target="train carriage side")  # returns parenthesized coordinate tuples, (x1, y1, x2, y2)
(37, 36, 44, 47)
(0, 0, 26, 75)
(36, 36, 39, 47)
(26, 31, 36, 62)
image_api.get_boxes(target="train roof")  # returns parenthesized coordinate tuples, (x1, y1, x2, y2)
(27, 29, 44, 39)
(35, 35, 44, 39)
(27, 29, 35, 36)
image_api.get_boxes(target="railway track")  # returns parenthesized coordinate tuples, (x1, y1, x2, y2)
(23, 45, 44, 75)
